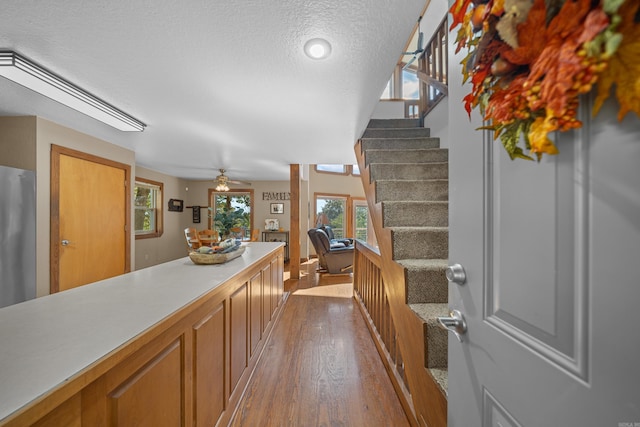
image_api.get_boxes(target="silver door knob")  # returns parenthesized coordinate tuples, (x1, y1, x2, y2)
(446, 263, 466, 285)
(61, 239, 70, 246)
(437, 309, 467, 342)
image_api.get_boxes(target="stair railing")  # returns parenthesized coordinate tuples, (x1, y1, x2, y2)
(353, 240, 413, 414)
(416, 15, 448, 120)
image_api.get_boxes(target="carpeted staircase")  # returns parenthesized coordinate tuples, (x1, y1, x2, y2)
(361, 118, 449, 394)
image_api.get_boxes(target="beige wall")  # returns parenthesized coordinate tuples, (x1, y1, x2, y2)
(134, 166, 189, 270)
(0, 116, 37, 170)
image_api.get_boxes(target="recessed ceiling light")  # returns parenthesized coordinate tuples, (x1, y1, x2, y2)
(304, 38, 332, 60)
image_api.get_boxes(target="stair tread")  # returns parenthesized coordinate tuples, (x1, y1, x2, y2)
(390, 226, 448, 231)
(382, 200, 448, 206)
(397, 259, 448, 270)
(409, 302, 449, 323)
(366, 148, 446, 152)
(429, 368, 448, 396)
(376, 178, 448, 183)
(369, 161, 448, 167)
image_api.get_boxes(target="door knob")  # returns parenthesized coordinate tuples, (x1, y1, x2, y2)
(437, 309, 467, 342)
(446, 263, 466, 285)
(61, 239, 70, 246)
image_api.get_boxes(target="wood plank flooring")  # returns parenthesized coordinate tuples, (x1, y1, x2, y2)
(230, 259, 411, 426)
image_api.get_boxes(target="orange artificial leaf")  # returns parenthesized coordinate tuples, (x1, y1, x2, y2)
(546, 0, 592, 39)
(593, 1, 640, 120)
(501, 0, 548, 65)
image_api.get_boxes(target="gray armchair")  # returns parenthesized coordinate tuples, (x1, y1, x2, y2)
(307, 228, 354, 274)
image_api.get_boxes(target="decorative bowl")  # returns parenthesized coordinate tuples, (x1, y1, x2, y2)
(189, 246, 245, 265)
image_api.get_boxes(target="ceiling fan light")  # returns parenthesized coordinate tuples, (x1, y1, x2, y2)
(304, 38, 331, 60)
(215, 183, 229, 192)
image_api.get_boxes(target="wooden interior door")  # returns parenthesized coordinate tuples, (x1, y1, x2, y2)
(51, 145, 131, 292)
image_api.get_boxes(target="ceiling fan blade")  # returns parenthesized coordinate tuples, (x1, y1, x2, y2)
(228, 179, 252, 186)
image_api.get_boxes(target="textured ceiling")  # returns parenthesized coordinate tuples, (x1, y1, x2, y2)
(0, 0, 425, 182)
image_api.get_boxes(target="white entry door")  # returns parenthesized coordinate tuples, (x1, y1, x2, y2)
(447, 21, 640, 427)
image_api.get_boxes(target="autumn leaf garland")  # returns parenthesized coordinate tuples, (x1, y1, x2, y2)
(450, 0, 636, 161)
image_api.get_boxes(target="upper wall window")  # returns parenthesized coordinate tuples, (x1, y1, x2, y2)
(134, 178, 163, 239)
(315, 164, 359, 176)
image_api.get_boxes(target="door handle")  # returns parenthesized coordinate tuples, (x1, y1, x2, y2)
(61, 239, 70, 246)
(437, 309, 467, 342)
(446, 263, 466, 285)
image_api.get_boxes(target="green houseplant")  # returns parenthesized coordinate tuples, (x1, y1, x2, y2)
(210, 206, 246, 239)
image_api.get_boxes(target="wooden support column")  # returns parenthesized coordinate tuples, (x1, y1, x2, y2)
(289, 164, 300, 279)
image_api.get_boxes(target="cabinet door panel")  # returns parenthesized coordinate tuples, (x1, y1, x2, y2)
(230, 284, 248, 393)
(193, 303, 226, 426)
(262, 264, 272, 332)
(109, 339, 183, 426)
(250, 273, 262, 357)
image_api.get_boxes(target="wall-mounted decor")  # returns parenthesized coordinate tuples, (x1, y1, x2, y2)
(168, 198, 183, 212)
(262, 192, 290, 201)
(192, 206, 201, 223)
(270, 203, 284, 214)
(265, 218, 279, 231)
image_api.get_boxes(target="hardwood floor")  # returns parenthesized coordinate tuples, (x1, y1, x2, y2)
(230, 259, 411, 426)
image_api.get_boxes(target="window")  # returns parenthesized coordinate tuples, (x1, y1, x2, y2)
(315, 194, 347, 238)
(353, 199, 369, 242)
(314, 164, 360, 176)
(134, 178, 163, 238)
(209, 189, 254, 240)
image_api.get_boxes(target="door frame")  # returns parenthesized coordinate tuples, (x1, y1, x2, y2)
(50, 144, 131, 293)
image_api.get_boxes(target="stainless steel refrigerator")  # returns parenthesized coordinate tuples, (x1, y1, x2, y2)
(0, 165, 36, 308)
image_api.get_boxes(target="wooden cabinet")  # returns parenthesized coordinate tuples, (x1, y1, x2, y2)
(262, 231, 289, 262)
(2, 246, 284, 427)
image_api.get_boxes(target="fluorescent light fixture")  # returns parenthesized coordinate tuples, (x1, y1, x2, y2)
(304, 38, 332, 60)
(0, 51, 145, 132)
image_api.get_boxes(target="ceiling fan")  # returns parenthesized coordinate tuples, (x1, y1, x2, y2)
(402, 16, 424, 70)
(214, 169, 251, 191)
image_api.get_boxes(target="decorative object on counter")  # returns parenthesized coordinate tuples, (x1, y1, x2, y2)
(168, 198, 183, 212)
(265, 218, 279, 231)
(188, 239, 245, 264)
(270, 203, 284, 214)
(449, 0, 638, 160)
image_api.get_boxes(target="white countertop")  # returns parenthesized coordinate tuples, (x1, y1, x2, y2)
(0, 242, 282, 422)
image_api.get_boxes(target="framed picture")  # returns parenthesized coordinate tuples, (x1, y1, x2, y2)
(168, 198, 183, 212)
(270, 203, 284, 214)
(192, 206, 201, 223)
(265, 218, 279, 231)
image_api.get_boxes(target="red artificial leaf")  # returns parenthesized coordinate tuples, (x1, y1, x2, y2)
(578, 8, 610, 45)
(450, 0, 474, 31)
